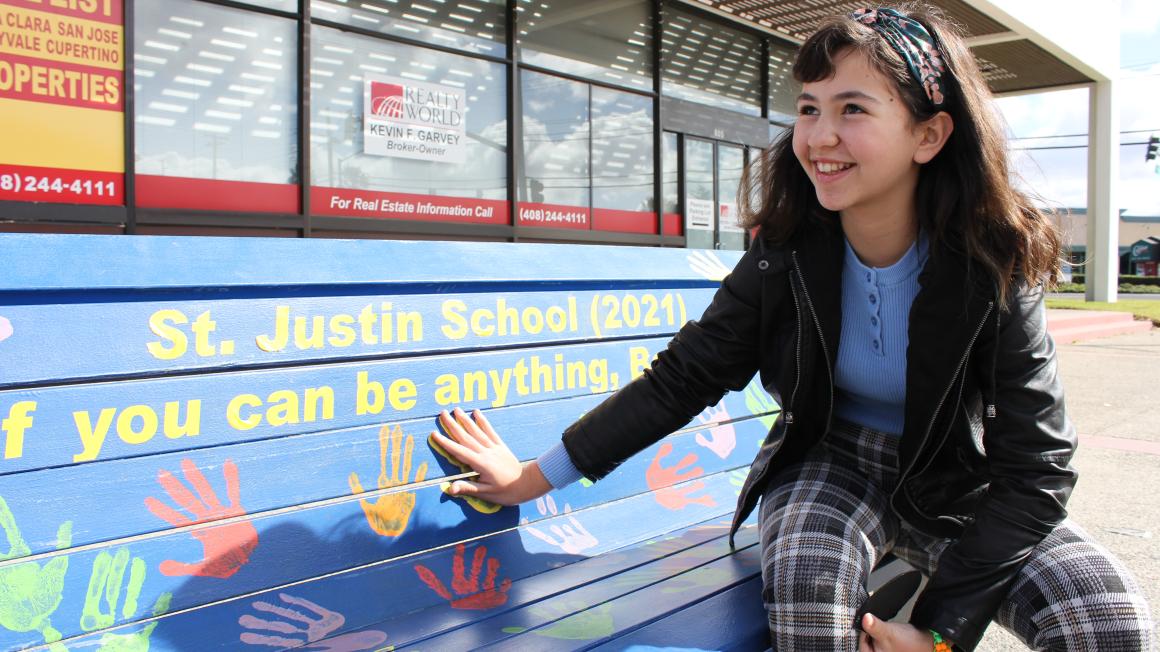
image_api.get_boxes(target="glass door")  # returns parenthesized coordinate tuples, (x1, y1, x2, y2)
(717, 143, 746, 251)
(684, 137, 716, 249)
(680, 136, 749, 250)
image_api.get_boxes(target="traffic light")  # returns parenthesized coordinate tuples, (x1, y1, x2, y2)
(1147, 135, 1160, 162)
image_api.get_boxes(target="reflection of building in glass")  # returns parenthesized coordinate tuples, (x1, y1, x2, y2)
(1, 0, 1100, 252)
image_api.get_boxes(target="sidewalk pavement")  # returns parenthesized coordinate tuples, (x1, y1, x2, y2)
(978, 329, 1160, 650)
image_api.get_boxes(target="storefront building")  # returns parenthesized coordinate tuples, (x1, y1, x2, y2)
(1129, 238, 1160, 277)
(0, 0, 1106, 252)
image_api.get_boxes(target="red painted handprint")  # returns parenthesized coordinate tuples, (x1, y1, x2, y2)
(145, 458, 259, 579)
(646, 443, 717, 510)
(414, 543, 511, 610)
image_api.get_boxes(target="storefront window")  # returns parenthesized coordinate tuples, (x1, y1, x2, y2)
(769, 40, 798, 124)
(662, 132, 681, 236)
(662, 9, 761, 116)
(519, 70, 589, 229)
(312, 0, 506, 57)
(517, 0, 652, 89)
(309, 26, 508, 224)
(236, 0, 298, 12)
(519, 71, 655, 233)
(134, 1, 298, 212)
(591, 87, 654, 233)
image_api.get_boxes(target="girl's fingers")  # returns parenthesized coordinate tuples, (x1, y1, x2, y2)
(473, 410, 503, 445)
(430, 431, 480, 468)
(445, 479, 495, 498)
(451, 408, 490, 448)
(439, 410, 481, 452)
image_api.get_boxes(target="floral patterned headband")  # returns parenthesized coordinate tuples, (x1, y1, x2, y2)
(851, 7, 948, 107)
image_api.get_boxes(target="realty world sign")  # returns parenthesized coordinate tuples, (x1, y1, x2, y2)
(363, 74, 466, 164)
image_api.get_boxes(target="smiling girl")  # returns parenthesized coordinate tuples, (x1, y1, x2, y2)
(430, 4, 1153, 650)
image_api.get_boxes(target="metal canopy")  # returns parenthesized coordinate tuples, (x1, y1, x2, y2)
(684, 0, 1093, 94)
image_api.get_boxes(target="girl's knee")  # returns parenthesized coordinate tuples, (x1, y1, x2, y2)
(1000, 523, 1154, 651)
(1027, 593, 1153, 651)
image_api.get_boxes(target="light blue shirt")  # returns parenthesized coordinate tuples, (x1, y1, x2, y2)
(832, 236, 927, 436)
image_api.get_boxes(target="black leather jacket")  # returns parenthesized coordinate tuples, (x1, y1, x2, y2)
(562, 223, 1077, 650)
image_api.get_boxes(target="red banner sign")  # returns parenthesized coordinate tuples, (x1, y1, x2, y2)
(0, 163, 120, 204)
(516, 202, 590, 230)
(312, 187, 509, 225)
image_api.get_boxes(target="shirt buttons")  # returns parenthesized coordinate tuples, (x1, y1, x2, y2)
(870, 316, 878, 327)
(865, 272, 872, 282)
(868, 294, 877, 305)
(873, 339, 880, 349)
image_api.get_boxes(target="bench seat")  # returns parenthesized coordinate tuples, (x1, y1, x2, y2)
(0, 234, 780, 651)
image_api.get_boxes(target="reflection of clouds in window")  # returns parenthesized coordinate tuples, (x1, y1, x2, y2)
(520, 70, 654, 212)
(310, 26, 507, 199)
(592, 89, 654, 212)
(134, 2, 297, 183)
(312, 0, 506, 56)
(662, 9, 762, 116)
(521, 72, 589, 207)
(769, 40, 798, 123)
(517, 0, 652, 88)
(662, 132, 679, 215)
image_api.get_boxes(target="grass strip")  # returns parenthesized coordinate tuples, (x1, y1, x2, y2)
(1046, 298, 1160, 327)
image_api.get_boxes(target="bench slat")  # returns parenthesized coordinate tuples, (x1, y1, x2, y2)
(0, 337, 678, 474)
(0, 287, 716, 387)
(0, 235, 742, 291)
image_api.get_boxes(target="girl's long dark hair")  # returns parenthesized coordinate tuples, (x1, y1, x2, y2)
(739, 3, 1061, 304)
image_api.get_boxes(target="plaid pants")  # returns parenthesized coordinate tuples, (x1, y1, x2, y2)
(759, 420, 1154, 651)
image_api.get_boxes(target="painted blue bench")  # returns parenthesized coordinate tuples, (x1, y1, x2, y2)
(0, 234, 777, 651)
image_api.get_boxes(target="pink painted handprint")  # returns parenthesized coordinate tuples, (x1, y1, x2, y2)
(646, 443, 716, 510)
(239, 592, 388, 650)
(414, 543, 511, 610)
(693, 402, 736, 459)
(0, 317, 12, 344)
(144, 458, 258, 579)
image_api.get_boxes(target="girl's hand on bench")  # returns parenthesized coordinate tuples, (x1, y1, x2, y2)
(431, 408, 551, 506)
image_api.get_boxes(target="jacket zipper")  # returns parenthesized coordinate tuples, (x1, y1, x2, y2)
(785, 267, 805, 425)
(791, 251, 834, 434)
(895, 300, 995, 516)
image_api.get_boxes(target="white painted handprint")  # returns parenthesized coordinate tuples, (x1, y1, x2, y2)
(686, 251, 731, 281)
(238, 593, 387, 650)
(520, 495, 598, 555)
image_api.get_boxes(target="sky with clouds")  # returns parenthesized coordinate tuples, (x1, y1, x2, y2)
(994, 0, 1160, 215)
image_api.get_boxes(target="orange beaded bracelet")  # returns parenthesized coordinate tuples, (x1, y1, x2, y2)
(931, 630, 953, 652)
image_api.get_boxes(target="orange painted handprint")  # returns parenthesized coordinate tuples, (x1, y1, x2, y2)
(414, 543, 511, 610)
(348, 424, 428, 537)
(144, 458, 259, 579)
(646, 443, 716, 510)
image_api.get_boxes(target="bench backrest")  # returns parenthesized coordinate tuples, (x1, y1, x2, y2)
(0, 234, 774, 650)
